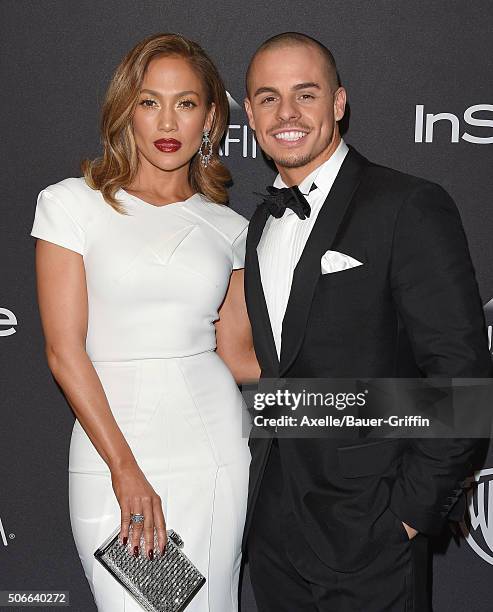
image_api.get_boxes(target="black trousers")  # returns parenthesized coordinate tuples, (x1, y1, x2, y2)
(247, 439, 431, 612)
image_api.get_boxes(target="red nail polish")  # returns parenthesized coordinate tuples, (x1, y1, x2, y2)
(123, 537, 128, 546)
(133, 546, 139, 557)
(148, 549, 153, 560)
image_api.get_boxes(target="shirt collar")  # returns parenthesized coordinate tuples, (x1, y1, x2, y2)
(272, 138, 349, 196)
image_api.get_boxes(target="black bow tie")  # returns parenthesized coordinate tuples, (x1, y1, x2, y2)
(256, 183, 317, 220)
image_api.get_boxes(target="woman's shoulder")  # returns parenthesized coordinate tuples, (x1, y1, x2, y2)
(37, 176, 108, 226)
(191, 194, 249, 243)
(39, 176, 101, 207)
(32, 177, 106, 255)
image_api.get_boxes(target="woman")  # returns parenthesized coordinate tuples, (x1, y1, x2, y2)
(30, 33, 259, 612)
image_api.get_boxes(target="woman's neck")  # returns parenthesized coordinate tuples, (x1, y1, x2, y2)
(126, 157, 194, 203)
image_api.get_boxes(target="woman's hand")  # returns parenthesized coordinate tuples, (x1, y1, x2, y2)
(111, 463, 167, 559)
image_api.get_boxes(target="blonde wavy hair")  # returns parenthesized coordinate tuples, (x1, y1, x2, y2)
(82, 33, 231, 214)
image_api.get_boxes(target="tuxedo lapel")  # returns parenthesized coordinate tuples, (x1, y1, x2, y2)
(279, 147, 368, 375)
(245, 203, 280, 376)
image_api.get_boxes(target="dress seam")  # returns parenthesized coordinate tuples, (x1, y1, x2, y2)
(175, 359, 222, 467)
(90, 351, 215, 364)
(207, 466, 219, 612)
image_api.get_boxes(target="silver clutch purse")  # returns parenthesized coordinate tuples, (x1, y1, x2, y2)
(94, 525, 205, 612)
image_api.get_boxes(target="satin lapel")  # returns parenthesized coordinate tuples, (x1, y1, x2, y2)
(245, 203, 280, 376)
(279, 147, 368, 375)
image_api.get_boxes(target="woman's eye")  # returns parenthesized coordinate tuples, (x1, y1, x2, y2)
(139, 98, 157, 108)
(178, 99, 197, 108)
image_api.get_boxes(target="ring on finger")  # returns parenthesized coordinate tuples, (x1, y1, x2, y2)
(130, 513, 145, 524)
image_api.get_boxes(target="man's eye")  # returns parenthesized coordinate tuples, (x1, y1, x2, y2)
(260, 96, 276, 104)
(299, 94, 315, 100)
(139, 99, 157, 108)
(178, 99, 197, 108)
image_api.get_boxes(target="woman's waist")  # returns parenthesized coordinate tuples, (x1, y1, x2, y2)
(89, 349, 237, 390)
(86, 321, 217, 363)
(89, 348, 217, 364)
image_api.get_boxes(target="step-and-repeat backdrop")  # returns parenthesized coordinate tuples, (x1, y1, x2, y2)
(1, 2, 492, 610)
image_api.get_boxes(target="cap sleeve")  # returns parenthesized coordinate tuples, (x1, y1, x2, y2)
(30, 188, 85, 255)
(232, 224, 248, 270)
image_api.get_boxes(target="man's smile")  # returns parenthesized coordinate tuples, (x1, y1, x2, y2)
(273, 130, 308, 142)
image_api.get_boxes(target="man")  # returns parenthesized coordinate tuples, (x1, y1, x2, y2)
(242, 32, 492, 611)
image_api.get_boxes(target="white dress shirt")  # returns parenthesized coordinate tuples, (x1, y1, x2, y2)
(257, 139, 349, 358)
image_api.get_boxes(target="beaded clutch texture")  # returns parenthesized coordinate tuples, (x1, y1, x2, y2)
(94, 526, 205, 612)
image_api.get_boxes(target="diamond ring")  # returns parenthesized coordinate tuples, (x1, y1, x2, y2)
(130, 513, 145, 524)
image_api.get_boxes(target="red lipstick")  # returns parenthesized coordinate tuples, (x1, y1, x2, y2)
(154, 138, 182, 152)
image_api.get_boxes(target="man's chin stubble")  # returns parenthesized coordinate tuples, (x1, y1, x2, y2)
(271, 152, 314, 169)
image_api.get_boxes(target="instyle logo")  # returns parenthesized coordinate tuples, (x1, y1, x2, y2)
(0, 307, 17, 336)
(415, 104, 493, 144)
(460, 468, 493, 565)
(219, 92, 258, 159)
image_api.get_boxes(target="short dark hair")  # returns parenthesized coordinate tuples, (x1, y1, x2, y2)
(245, 32, 341, 96)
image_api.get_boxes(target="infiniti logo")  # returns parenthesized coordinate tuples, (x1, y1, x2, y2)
(0, 307, 17, 336)
(221, 91, 257, 159)
(226, 91, 242, 110)
(415, 104, 493, 144)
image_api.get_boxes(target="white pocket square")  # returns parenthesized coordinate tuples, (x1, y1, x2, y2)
(321, 250, 364, 274)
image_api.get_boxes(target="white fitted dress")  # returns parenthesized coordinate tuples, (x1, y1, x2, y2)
(30, 177, 251, 612)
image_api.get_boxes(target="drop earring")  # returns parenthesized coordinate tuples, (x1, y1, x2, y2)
(198, 130, 213, 167)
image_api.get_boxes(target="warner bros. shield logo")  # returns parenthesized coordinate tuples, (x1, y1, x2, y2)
(460, 468, 493, 565)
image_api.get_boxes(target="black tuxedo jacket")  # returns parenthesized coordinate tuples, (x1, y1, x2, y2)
(242, 145, 492, 572)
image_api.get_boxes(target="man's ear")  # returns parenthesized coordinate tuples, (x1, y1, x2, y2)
(333, 87, 347, 122)
(244, 97, 256, 131)
(204, 102, 216, 132)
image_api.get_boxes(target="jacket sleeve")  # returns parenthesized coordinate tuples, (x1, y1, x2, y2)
(388, 182, 492, 535)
